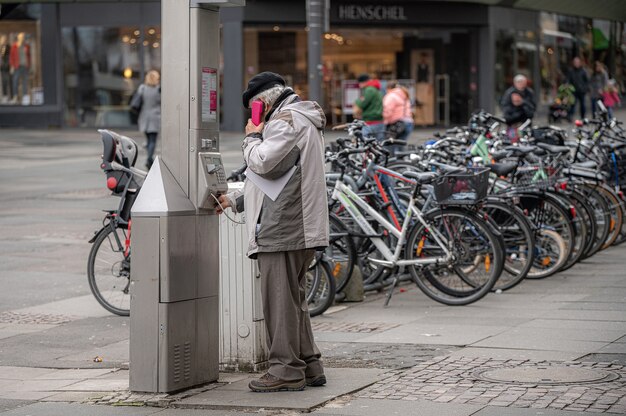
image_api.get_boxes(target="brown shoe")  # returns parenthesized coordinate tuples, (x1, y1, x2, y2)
(248, 373, 305, 392)
(306, 374, 327, 387)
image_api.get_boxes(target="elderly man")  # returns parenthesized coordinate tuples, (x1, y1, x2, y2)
(500, 74, 536, 139)
(217, 72, 328, 392)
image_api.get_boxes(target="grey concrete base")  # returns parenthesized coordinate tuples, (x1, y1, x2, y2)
(176, 368, 384, 411)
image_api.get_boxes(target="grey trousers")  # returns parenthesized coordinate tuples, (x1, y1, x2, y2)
(256, 249, 324, 381)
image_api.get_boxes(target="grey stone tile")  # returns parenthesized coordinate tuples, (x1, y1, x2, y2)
(311, 398, 482, 416)
(153, 409, 261, 416)
(472, 334, 609, 353)
(518, 319, 626, 331)
(355, 323, 508, 346)
(559, 302, 626, 311)
(41, 391, 105, 403)
(541, 310, 626, 321)
(57, 378, 128, 392)
(0, 402, 161, 416)
(177, 368, 384, 411)
(597, 343, 626, 354)
(446, 347, 581, 362)
(0, 399, 33, 413)
(0, 367, 57, 380)
(470, 405, 595, 415)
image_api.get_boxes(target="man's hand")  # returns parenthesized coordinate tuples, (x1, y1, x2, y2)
(511, 92, 523, 107)
(245, 119, 264, 135)
(215, 194, 231, 215)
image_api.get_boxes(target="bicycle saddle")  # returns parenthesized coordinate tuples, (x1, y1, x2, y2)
(403, 171, 438, 184)
(504, 145, 536, 155)
(535, 142, 571, 155)
(490, 150, 510, 161)
(489, 162, 517, 177)
(571, 160, 597, 169)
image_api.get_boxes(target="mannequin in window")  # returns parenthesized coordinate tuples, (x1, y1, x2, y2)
(0, 34, 12, 102)
(416, 53, 430, 84)
(9, 32, 31, 104)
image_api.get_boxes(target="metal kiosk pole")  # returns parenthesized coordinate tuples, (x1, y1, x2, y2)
(129, 0, 244, 393)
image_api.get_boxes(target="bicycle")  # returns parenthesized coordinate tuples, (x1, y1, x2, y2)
(87, 130, 146, 316)
(328, 147, 504, 306)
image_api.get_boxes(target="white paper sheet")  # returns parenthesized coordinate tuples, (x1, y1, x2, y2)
(244, 166, 297, 201)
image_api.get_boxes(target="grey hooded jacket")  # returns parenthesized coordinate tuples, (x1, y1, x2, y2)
(226, 93, 329, 258)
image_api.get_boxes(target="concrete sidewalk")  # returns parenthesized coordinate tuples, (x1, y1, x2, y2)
(1, 243, 625, 415)
(0, 125, 625, 415)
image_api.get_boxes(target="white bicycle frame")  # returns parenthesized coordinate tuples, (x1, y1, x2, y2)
(331, 179, 453, 268)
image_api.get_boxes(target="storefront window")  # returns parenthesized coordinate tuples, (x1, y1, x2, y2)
(0, 5, 43, 106)
(62, 26, 161, 127)
(244, 25, 472, 125)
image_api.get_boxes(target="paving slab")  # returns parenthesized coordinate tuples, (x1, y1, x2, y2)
(470, 405, 626, 415)
(0, 367, 57, 380)
(56, 339, 129, 365)
(153, 409, 261, 416)
(57, 378, 129, 392)
(518, 319, 626, 331)
(355, 323, 508, 346)
(472, 333, 610, 353)
(33, 368, 115, 380)
(0, 399, 33, 413)
(176, 368, 384, 411)
(446, 347, 581, 362)
(40, 391, 107, 402)
(0, 402, 162, 416)
(311, 398, 481, 416)
(597, 343, 626, 354)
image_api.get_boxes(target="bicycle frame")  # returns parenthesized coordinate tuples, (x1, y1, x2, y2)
(331, 179, 452, 268)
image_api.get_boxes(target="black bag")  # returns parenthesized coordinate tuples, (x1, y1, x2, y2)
(129, 85, 143, 114)
(386, 120, 406, 138)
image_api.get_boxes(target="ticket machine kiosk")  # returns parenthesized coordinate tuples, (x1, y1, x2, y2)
(130, 0, 244, 393)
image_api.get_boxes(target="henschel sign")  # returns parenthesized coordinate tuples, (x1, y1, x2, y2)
(338, 4, 408, 21)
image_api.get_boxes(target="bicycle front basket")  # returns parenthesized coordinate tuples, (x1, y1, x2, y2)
(433, 168, 490, 205)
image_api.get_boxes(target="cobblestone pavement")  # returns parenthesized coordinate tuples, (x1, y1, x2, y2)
(359, 355, 626, 413)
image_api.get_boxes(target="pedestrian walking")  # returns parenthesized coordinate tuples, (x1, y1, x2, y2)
(590, 61, 609, 116)
(567, 56, 590, 119)
(500, 74, 535, 141)
(601, 79, 621, 119)
(354, 73, 385, 141)
(135, 70, 161, 169)
(383, 80, 413, 154)
(217, 72, 328, 393)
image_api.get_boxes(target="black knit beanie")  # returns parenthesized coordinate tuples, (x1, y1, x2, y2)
(242, 72, 286, 108)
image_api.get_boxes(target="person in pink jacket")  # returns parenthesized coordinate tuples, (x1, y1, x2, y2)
(383, 81, 413, 154)
(602, 79, 621, 119)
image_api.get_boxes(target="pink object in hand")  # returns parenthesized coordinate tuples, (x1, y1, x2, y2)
(251, 100, 264, 126)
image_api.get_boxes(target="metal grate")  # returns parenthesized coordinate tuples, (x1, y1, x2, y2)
(311, 321, 399, 333)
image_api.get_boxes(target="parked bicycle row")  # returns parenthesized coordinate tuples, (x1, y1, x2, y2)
(85, 101, 626, 318)
(308, 101, 626, 316)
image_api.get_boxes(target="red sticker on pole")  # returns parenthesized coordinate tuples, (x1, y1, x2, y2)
(202, 67, 217, 123)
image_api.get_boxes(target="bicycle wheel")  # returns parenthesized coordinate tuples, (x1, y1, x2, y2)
(593, 184, 623, 249)
(548, 191, 586, 270)
(526, 229, 567, 279)
(483, 200, 535, 291)
(305, 256, 336, 317)
(576, 184, 610, 258)
(566, 188, 597, 259)
(518, 193, 575, 275)
(405, 208, 503, 305)
(327, 213, 357, 293)
(87, 225, 131, 316)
